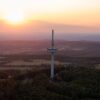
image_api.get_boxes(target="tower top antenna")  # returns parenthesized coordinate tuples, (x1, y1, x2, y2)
(52, 29, 54, 48)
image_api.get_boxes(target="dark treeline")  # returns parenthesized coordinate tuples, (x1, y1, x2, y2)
(0, 66, 100, 100)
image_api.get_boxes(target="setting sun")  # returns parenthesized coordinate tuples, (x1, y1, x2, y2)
(0, 0, 99, 36)
(4, 12, 25, 25)
(0, 0, 99, 26)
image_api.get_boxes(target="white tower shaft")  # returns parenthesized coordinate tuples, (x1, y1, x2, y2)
(48, 29, 57, 79)
(51, 53, 55, 79)
(51, 30, 55, 79)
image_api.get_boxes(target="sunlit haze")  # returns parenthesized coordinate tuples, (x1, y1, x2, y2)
(0, 0, 100, 40)
(4, 12, 25, 25)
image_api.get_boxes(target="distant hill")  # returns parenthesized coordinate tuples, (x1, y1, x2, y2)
(0, 40, 100, 57)
(0, 20, 100, 40)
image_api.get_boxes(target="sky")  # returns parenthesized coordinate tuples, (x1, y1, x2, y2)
(0, 0, 100, 40)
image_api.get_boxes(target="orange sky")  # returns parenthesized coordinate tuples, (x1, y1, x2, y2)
(0, 0, 99, 26)
(0, 0, 100, 39)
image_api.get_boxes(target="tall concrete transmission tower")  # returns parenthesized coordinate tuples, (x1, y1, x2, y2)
(48, 29, 57, 79)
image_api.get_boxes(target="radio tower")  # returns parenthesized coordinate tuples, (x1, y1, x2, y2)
(48, 29, 57, 79)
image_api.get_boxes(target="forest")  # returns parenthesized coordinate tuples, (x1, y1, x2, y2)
(0, 66, 100, 100)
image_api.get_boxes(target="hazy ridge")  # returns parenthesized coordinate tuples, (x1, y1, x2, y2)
(0, 40, 100, 57)
(0, 20, 100, 40)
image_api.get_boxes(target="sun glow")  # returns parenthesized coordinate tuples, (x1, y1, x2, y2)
(4, 12, 25, 25)
(0, 0, 99, 26)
